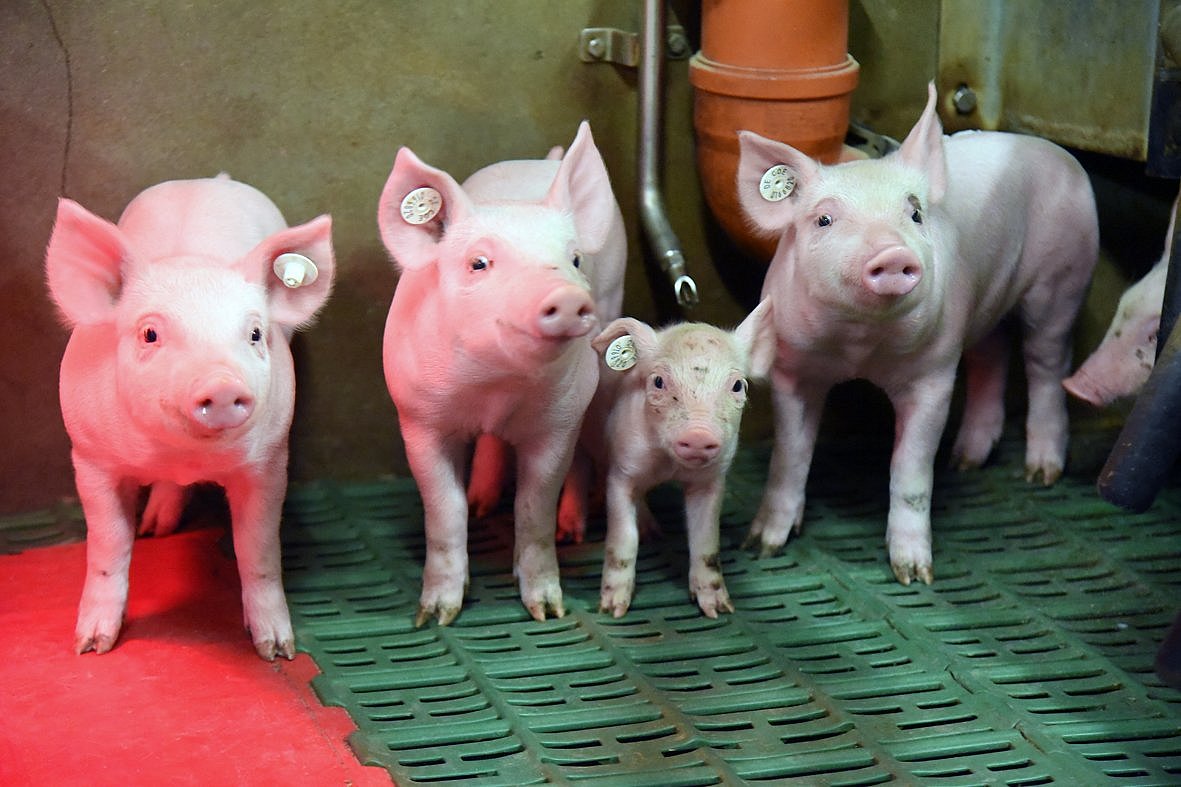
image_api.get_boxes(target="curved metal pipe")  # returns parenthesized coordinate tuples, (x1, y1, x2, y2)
(639, 0, 698, 308)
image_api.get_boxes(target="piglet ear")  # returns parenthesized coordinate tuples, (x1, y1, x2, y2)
(241, 214, 335, 329)
(592, 317, 659, 374)
(377, 147, 474, 271)
(896, 82, 948, 204)
(45, 198, 135, 326)
(545, 121, 618, 254)
(736, 130, 820, 238)
(733, 298, 777, 381)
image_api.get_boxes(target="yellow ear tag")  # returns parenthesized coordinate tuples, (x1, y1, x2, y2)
(604, 335, 637, 371)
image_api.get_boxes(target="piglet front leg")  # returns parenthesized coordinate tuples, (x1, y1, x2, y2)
(884, 373, 955, 586)
(684, 479, 733, 618)
(402, 420, 470, 627)
(513, 432, 572, 621)
(225, 464, 294, 661)
(74, 460, 138, 655)
(599, 471, 641, 618)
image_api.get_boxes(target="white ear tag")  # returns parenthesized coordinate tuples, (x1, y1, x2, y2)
(604, 335, 637, 371)
(759, 165, 795, 202)
(400, 186, 442, 224)
(273, 253, 319, 288)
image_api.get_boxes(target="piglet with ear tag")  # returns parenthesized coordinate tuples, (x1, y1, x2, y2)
(736, 82, 1098, 585)
(45, 174, 335, 660)
(377, 121, 626, 626)
(592, 299, 775, 619)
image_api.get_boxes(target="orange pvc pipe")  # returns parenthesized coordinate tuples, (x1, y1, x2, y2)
(689, 0, 860, 262)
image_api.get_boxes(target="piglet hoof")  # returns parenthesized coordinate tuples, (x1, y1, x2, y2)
(598, 596, 632, 619)
(414, 602, 462, 627)
(740, 531, 786, 559)
(743, 507, 802, 557)
(599, 577, 634, 618)
(555, 515, 585, 545)
(691, 582, 734, 619)
(522, 582, 565, 622)
(75, 604, 125, 655)
(253, 635, 296, 662)
(75, 630, 119, 656)
(1025, 461, 1063, 487)
(890, 559, 934, 587)
(525, 597, 565, 622)
(950, 452, 984, 473)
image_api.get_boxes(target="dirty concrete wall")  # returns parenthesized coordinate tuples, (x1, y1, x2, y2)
(0, 1, 756, 514)
(2, 1, 1173, 515)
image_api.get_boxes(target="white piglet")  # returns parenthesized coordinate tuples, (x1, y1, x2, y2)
(46, 176, 334, 660)
(1064, 194, 1178, 406)
(737, 83, 1099, 585)
(378, 122, 625, 626)
(593, 300, 776, 618)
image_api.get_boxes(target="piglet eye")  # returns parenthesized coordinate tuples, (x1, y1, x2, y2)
(732, 379, 746, 393)
(911, 209, 923, 224)
(572, 252, 582, 269)
(653, 375, 664, 389)
(470, 255, 490, 272)
(143, 327, 158, 344)
(817, 214, 832, 228)
(250, 327, 263, 343)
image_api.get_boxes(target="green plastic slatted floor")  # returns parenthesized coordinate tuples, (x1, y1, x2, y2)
(6, 427, 1178, 784)
(278, 429, 1181, 785)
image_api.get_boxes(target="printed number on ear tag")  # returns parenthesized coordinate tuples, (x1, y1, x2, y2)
(759, 165, 795, 202)
(604, 335, 637, 371)
(400, 187, 442, 224)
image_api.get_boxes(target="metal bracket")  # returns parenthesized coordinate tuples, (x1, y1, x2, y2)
(579, 25, 690, 67)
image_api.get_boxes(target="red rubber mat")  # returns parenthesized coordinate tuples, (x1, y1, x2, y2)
(0, 527, 392, 786)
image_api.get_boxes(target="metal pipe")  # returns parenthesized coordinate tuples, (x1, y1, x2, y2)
(638, 0, 698, 308)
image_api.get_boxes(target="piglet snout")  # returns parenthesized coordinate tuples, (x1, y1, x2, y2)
(674, 426, 722, 466)
(190, 373, 254, 431)
(863, 247, 922, 297)
(536, 284, 596, 339)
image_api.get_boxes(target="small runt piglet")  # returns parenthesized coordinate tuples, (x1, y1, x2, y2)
(736, 82, 1099, 585)
(378, 122, 626, 626)
(592, 300, 776, 618)
(46, 175, 334, 660)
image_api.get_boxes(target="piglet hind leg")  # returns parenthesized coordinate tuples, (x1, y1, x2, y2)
(885, 374, 955, 586)
(684, 479, 733, 618)
(950, 329, 1009, 471)
(225, 468, 295, 661)
(74, 463, 139, 655)
(745, 385, 823, 557)
(467, 433, 509, 519)
(512, 433, 573, 621)
(1021, 324, 1073, 486)
(556, 447, 593, 544)
(139, 481, 190, 536)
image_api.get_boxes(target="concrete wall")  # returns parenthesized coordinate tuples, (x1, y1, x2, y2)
(2, 0, 759, 514)
(1, 1, 1171, 514)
